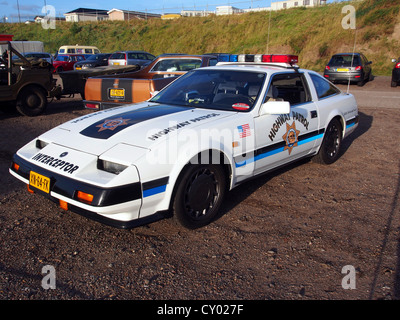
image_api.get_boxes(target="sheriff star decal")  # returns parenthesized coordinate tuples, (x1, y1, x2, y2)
(96, 117, 130, 132)
(282, 121, 300, 155)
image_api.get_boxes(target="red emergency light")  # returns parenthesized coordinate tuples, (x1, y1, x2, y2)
(261, 54, 298, 64)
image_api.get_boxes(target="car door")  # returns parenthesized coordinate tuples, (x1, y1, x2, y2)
(253, 71, 320, 175)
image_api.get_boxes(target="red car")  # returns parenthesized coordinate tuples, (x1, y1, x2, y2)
(53, 54, 86, 73)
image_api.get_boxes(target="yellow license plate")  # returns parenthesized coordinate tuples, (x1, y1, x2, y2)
(75, 67, 82, 70)
(113, 62, 120, 65)
(337, 68, 349, 72)
(109, 88, 125, 99)
(29, 171, 50, 193)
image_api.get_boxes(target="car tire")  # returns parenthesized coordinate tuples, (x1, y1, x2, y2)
(173, 164, 226, 229)
(56, 67, 63, 73)
(313, 118, 342, 165)
(391, 80, 397, 87)
(16, 86, 47, 117)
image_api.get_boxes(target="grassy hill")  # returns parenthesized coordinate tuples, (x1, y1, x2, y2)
(1, 0, 399, 75)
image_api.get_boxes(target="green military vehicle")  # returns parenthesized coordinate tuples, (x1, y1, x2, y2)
(0, 41, 60, 116)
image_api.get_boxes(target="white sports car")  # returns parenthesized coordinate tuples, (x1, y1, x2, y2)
(10, 54, 359, 229)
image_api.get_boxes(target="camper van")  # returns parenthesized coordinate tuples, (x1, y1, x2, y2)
(58, 45, 100, 58)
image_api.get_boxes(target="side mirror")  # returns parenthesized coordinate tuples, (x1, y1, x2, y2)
(260, 101, 290, 116)
(392, 58, 398, 63)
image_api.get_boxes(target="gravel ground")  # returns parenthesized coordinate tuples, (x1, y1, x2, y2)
(0, 77, 399, 304)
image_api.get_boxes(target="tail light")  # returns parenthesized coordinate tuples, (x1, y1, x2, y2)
(325, 65, 330, 70)
(396, 63, 400, 69)
(355, 66, 362, 71)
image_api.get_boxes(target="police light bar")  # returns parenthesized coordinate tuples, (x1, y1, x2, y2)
(217, 54, 299, 66)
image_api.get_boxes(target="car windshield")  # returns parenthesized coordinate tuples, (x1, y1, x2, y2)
(150, 69, 265, 112)
(329, 55, 361, 66)
(55, 55, 68, 61)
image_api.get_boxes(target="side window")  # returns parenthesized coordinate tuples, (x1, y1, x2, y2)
(265, 73, 311, 106)
(209, 58, 218, 66)
(310, 73, 340, 99)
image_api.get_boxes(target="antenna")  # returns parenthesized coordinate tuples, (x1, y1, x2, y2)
(347, 29, 357, 94)
(266, 8, 272, 54)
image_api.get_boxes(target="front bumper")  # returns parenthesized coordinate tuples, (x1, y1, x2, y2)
(9, 154, 164, 229)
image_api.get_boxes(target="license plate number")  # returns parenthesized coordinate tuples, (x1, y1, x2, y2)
(29, 171, 50, 193)
(108, 88, 125, 99)
(113, 62, 120, 65)
(337, 68, 349, 72)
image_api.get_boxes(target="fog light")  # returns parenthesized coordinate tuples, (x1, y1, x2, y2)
(59, 200, 68, 210)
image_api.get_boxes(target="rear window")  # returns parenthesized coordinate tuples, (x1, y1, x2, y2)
(329, 55, 361, 66)
(151, 59, 202, 72)
(110, 52, 125, 59)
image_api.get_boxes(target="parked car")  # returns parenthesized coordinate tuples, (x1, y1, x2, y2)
(391, 57, 400, 87)
(108, 51, 155, 67)
(12, 52, 53, 64)
(53, 54, 86, 73)
(73, 53, 111, 70)
(84, 54, 218, 110)
(9, 54, 359, 229)
(324, 52, 373, 86)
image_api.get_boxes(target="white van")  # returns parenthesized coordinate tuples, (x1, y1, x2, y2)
(58, 45, 100, 58)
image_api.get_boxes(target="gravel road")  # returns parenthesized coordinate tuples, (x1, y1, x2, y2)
(0, 75, 399, 304)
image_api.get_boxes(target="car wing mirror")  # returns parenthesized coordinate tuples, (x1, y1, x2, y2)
(392, 58, 398, 63)
(260, 101, 290, 116)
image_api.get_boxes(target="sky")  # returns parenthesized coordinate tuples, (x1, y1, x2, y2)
(0, 0, 344, 22)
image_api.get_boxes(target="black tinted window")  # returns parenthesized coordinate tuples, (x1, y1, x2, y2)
(329, 54, 360, 66)
(310, 73, 340, 99)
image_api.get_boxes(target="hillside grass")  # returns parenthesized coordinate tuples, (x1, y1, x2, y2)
(1, 0, 399, 75)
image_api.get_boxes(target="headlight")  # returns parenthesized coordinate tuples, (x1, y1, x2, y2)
(36, 139, 49, 149)
(97, 159, 128, 175)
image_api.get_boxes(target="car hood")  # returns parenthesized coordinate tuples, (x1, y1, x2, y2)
(40, 102, 235, 156)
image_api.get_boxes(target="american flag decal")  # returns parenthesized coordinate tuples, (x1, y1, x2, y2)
(237, 124, 251, 138)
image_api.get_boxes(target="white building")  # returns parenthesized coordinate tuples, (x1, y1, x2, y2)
(216, 6, 243, 15)
(64, 8, 108, 22)
(271, 0, 326, 11)
(181, 10, 211, 17)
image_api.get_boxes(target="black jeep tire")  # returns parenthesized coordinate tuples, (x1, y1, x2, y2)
(16, 86, 47, 117)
